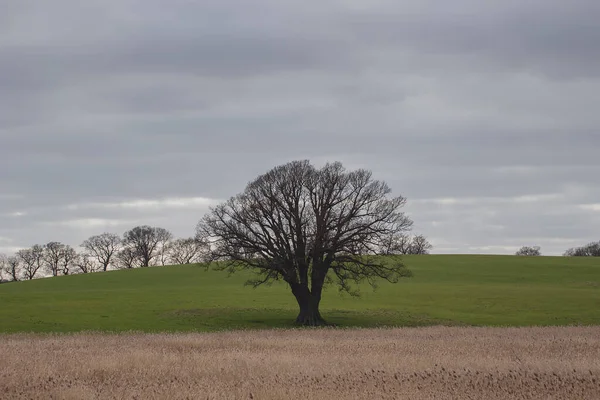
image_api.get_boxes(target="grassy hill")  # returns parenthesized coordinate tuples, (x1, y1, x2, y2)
(0, 255, 599, 333)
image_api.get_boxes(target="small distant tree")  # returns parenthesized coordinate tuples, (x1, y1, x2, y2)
(42, 242, 78, 276)
(380, 234, 432, 255)
(515, 246, 542, 256)
(157, 236, 172, 266)
(409, 234, 433, 255)
(166, 238, 208, 265)
(60, 245, 78, 275)
(73, 253, 100, 274)
(564, 241, 600, 257)
(122, 226, 173, 267)
(380, 233, 412, 255)
(17, 245, 44, 280)
(4, 256, 20, 281)
(43, 242, 66, 277)
(115, 247, 138, 269)
(81, 233, 121, 272)
(0, 254, 6, 282)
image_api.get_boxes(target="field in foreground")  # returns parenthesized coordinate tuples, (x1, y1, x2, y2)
(0, 255, 599, 332)
(1, 326, 599, 399)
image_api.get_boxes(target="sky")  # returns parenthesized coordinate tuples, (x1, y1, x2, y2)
(1, 0, 599, 256)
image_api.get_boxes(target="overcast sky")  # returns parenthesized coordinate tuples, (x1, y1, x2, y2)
(1, 0, 599, 256)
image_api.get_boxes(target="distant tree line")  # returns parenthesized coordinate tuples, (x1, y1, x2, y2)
(564, 241, 600, 257)
(0, 226, 208, 282)
(514, 241, 600, 257)
(380, 234, 433, 255)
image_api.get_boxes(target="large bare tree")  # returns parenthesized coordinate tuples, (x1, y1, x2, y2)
(197, 160, 413, 326)
(122, 226, 173, 267)
(17, 245, 44, 280)
(81, 233, 121, 271)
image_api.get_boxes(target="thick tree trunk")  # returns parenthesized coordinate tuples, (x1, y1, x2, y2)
(292, 283, 327, 326)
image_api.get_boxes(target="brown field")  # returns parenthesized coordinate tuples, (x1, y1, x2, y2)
(1, 327, 599, 399)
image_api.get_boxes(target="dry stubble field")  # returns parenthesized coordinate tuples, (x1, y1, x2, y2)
(1, 326, 600, 399)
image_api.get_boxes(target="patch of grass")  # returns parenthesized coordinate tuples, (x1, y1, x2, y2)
(0, 255, 599, 333)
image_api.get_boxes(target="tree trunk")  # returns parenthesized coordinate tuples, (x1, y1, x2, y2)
(292, 283, 327, 326)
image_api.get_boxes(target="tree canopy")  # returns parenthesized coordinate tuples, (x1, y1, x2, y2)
(197, 160, 413, 326)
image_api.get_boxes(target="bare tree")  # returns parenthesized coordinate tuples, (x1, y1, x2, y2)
(42, 242, 78, 276)
(122, 226, 173, 267)
(564, 241, 600, 257)
(166, 238, 208, 265)
(3, 256, 20, 282)
(60, 245, 78, 275)
(516, 246, 542, 256)
(73, 253, 100, 274)
(17, 245, 44, 280)
(0, 254, 5, 282)
(43, 242, 65, 277)
(81, 233, 121, 272)
(380, 234, 432, 255)
(115, 247, 138, 269)
(379, 233, 412, 255)
(158, 236, 172, 266)
(197, 160, 413, 326)
(409, 234, 433, 255)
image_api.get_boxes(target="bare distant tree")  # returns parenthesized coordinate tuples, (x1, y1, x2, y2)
(3, 256, 20, 281)
(17, 245, 44, 280)
(157, 236, 172, 266)
(167, 238, 208, 265)
(379, 233, 412, 255)
(0, 254, 6, 282)
(122, 226, 173, 267)
(197, 160, 413, 326)
(81, 233, 121, 272)
(564, 241, 600, 257)
(60, 246, 78, 275)
(516, 246, 542, 256)
(409, 234, 433, 255)
(73, 253, 100, 274)
(43, 242, 66, 277)
(380, 234, 432, 255)
(115, 247, 138, 269)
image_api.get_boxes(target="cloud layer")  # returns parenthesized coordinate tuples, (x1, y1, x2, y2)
(1, 0, 599, 255)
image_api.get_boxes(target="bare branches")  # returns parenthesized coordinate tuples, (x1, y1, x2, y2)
(564, 241, 600, 257)
(115, 247, 139, 269)
(81, 233, 121, 271)
(17, 245, 44, 280)
(197, 160, 416, 325)
(4, 256, 20, 281)
(410, 235, 433, 255)
(166, 238, 208, 265)
(379, 233, 433, 255)
(516, 246, 542, 256)
(73, 253, 101, 274)
(0, 254, 6, 282)
(122, 226, 173, 267)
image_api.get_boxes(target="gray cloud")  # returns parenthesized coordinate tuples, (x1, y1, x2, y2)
(1, 0, 599, 256)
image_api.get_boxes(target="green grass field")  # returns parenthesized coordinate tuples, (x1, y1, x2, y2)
(0, 255, 599, 333)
